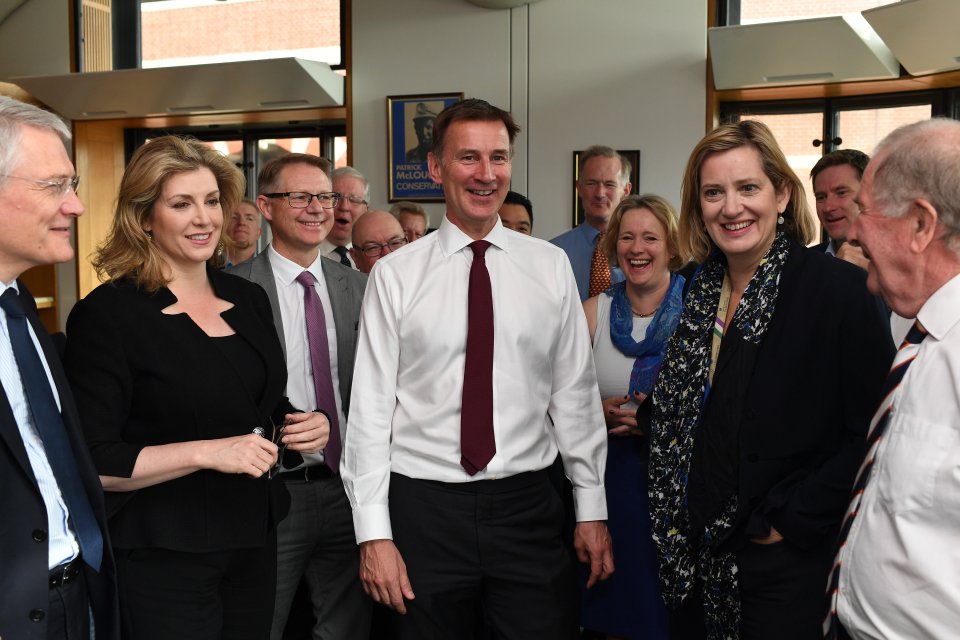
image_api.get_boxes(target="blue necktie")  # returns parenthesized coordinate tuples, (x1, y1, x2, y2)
(1, 288, 103, 571)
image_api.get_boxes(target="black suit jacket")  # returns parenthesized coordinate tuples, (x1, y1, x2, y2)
(0, 282, 120, 640)
(63, 268, 294, 551)
(721, 243, 894, 548)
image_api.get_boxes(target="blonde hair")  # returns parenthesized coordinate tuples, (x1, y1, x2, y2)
(93, 136, 245, 291)
(602, 194, 683, 272)
(678, 120, 815, 263)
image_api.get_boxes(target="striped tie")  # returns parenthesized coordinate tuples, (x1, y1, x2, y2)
(823, 320, 927, 639)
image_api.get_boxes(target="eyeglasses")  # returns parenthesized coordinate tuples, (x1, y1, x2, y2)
(1, 174, 80, 198)
(359, 237, 407, 257)
(340, 195, 368, 208)
(263, 191, 340, 210)
(253, 417, 289, 479)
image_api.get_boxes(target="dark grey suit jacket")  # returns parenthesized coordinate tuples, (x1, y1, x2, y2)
(0, 283, 120, 640)
(228, 248, 367, 414)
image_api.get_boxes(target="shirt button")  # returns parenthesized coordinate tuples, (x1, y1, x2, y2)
(29, 609, 45, 622)
(32, 529, 47, 543)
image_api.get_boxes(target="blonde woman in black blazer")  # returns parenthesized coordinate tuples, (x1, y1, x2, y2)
(64, 136, 329, 640)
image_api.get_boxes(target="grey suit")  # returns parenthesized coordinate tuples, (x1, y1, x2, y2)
(228, 247, 371, 640)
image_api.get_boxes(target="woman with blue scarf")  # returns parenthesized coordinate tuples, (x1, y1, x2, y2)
(580, 194, 681, 640)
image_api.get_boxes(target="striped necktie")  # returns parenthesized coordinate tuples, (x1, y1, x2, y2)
(823, 320, 927, 639)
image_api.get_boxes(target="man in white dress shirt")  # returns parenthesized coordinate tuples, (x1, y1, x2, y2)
(835, 117, 960, 639)
(341, 98, 613, 639)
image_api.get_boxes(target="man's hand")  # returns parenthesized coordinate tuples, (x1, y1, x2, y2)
(836, 242, 870, 271)
(359, 539, 415, 613)
(750, 526, 784, 545)
(574, 521, 615, 588)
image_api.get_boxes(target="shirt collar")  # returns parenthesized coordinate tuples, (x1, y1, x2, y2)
(268, 245, 325, 287)
(436, 214, 509, 258)
(578, 221, 602, 243)
(916, 271, 960, 341)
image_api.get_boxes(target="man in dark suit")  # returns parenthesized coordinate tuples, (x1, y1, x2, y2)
(811, 149, 871, 268)
(0, 97, 118, 639)
(229, 153, 370, 639)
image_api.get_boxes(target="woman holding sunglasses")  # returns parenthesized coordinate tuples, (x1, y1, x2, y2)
(64, 136, 328, 640)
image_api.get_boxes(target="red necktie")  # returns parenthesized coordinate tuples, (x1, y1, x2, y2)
(588, 232, 611, 298)
(296, 272, 342, 472)
(460, 241, 496, 475)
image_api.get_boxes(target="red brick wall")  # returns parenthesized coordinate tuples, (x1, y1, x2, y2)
(142, 0, 340, 62)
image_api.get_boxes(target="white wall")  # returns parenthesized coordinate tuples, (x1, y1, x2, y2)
(0, 0, 72, 80)
(351, 0, 707, 240)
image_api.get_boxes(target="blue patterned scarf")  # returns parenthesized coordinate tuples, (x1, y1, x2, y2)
(606, 273, 685, 398)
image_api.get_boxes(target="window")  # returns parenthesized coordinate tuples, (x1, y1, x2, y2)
(137, 0, 343, 69)
(722, 0, 900, 26)
(722, 91, 945, 242)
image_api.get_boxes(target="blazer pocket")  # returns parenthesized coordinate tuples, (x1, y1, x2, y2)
(875, 414, 956, 514)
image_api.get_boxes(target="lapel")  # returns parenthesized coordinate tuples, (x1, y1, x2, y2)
(249, 250, 285, 356)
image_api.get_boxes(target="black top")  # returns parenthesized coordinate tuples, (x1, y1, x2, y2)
(64, 267, 294, 551)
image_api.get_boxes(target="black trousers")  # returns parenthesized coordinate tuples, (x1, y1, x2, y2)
(47, 566, 90, 640)
(669, 540, 831, 640)
(114, 532, 276, 640)
(389, 471, 578, 640)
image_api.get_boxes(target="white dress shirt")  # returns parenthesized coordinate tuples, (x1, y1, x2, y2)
(0, 281, 79, 568)
(341, 216, 608, 543)
(320, 239, 357, 269)
(268, 247, 346, 468)
(837, 272, 960, 639)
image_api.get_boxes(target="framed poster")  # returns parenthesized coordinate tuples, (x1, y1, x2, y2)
(387, 92, 463, 202)
(571, 149, 641, 227)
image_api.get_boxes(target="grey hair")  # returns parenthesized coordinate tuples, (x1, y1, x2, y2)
(871, 118, 960, 252)
(578, 145, 631, 187)
(332, 166, 370, 202)
(0, 96, 71, 188)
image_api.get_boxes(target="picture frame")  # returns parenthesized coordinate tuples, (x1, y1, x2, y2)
(572, 149, 641, 227)
(387, 92, 463, 202)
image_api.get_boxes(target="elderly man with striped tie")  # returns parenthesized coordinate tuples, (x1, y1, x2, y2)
(827, 118, 960, 640)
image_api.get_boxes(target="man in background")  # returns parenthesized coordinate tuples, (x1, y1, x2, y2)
(811, 149, 870, 270)
(551, 145, 631, 301)
(320, 166, 369, 269)
(498, 190, 533, 235)
(390, 201, 429, 243)
(225, 198, 262, 266)
(351, 210, 407, 274)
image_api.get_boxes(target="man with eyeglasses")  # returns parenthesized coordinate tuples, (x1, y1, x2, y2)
(320, 166, 370, 269)
(350, 210, 407, 274)
(0, 96, 119, 640)
(228, 153, 371, 639)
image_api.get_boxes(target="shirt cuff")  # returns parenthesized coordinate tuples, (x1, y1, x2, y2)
(351, 504, 394, 544)
(572, 486, 608, 522)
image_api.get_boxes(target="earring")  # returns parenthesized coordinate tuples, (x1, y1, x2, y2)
(777, 212, 785, 225)
(144, 229, 153, 240)
(216, 240, 225, 260)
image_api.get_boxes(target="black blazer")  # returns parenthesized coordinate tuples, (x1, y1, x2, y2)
(720, 242, 894, 548)
(64, 268, 293, 551)
(0, 283, 120, 640)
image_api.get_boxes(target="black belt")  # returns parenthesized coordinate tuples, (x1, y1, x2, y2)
(49, 557, 82, 590)
(279, 464, 336, 482)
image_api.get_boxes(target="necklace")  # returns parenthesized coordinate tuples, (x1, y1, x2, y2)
(631, 305, 659, 318)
